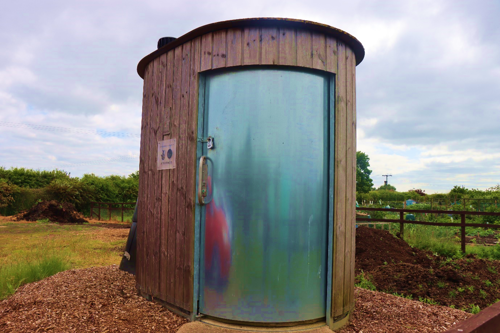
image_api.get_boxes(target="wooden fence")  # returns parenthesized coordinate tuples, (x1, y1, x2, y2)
(356, 207, 500, 253)
(90, 202, 135, 222)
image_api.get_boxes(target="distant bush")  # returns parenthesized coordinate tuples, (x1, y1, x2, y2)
(0, 167, 139, 216)
(0, 179, 18, 208)
(0, 167, 70, 188)
(45, 178, 95, 208)
(1, 188, 52, 216)
(482, 205, 500, 225)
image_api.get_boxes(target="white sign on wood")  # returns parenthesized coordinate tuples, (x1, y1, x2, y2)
(157, 139, 176, 170)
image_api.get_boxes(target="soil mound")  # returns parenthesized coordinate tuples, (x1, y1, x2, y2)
(356, 226, 500, 311)
(18, 200, 87, 223)
(355, 226, 435, 272)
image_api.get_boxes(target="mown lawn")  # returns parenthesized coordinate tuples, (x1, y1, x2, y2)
(0, 220, 129, 299)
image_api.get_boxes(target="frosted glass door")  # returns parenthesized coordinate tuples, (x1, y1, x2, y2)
(200, 68, 329, 322)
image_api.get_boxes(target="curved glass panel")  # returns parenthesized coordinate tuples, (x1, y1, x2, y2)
(200, 68, 329, 322)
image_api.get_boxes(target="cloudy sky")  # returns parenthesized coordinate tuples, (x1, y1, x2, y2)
(1, 0, 499, 193)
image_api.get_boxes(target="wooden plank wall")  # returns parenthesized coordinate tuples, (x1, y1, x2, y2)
(136, 26, 357, 322)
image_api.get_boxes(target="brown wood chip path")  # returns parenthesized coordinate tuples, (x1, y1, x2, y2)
(338, 288, 472, 333)
(0, 266, 471, 332)
(0, 266, 187, 332)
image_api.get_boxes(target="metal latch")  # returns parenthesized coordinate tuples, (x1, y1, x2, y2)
(197, 136, 214, 150)
(207, 136, 214, 149)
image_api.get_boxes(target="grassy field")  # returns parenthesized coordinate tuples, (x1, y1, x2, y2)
(0, 219, 129, 299)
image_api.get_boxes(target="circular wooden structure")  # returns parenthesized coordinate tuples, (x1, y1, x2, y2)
(136, 18, 363, 330)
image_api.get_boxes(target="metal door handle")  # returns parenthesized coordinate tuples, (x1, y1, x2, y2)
(198, 156, 213, 205)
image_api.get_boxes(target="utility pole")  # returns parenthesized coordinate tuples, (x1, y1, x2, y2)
(382, 174, 392, 186)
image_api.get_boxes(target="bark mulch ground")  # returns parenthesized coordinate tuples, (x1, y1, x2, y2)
(356, 226, 500, 311)
(0, 265, 471, 332)
(338, 288, 472, 333)
(0, 266, 187, 333)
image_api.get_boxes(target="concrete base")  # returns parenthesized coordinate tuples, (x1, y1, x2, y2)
(178, 319, 335, 333)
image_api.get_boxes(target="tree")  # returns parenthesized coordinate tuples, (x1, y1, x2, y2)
(0, 179, 18, 208)
(356, 151, 374, 194)
(377, 184, 396, 191)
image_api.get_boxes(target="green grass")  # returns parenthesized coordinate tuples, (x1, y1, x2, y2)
(88, 208, 134, 223)
(418, 296, 439, 305)
(0, 220, 128, 300)
(355, 271, 376, 291)
(394, 223, 500, 260)
(393, 292, 413, 299)
(0, 253, 70, 299)
(400, 224, 464, 258)
(470, 304, 481, 314)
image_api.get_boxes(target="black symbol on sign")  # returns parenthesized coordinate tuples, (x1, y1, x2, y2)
(161, 150, 165, 160)
(167, 149, 173, 159)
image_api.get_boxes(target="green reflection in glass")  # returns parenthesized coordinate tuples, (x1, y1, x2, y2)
(201, 68, 329, 322)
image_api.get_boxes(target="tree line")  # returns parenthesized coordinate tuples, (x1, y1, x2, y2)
(355, 152, 500, 205)
(0, 167, 138, 216)
(2, 156, 500, 216)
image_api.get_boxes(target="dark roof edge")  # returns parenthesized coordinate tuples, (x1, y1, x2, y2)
(137, 17, 365, 78)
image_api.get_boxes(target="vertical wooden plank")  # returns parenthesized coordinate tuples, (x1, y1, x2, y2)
(184, 36, 201, 312)
(278, 28, 296, 66)
(260, 27, 278, 65)
(296, 30, 312, 68)
(326, 36, 338, 74)
(156, 53, 167, 299)
(332, 41, 347, 318)
(343, 47, 354, 314)
(179, 40, 192, 310)
(147, 57, 161, 296)
(163, 50, 174, 304)
(212, 30, 227, 69)
(350, 49, 357, 313)
(143, 60, 155, 296)
(242, 27, 260, 65)
(226, 28, 242, 67)
(312, 32, 326, 71)
(151, 55, 164, 299)
(200, 33, 213, 71)
(175, 41, 191, 308)
(160, 50, 173, 302)
(168, 46, 182, 305)
(136, 62, 151, 291)
(461, 214, 466, 253)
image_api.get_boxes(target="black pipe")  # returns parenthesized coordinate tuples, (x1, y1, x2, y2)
(119, 199, 138, 275)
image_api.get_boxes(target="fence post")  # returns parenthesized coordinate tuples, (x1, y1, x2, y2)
(461, 213, 466, 254)
(399, 211, 404, 238)
(109, 204, 112, 221)
(98, 204, 101, 221)
(121, 203, 124, 222)
(90, 202, 93, 219)
(431, 198, 434, 218)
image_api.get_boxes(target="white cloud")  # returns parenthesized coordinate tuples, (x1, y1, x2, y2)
(0, 0, 499, 193)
